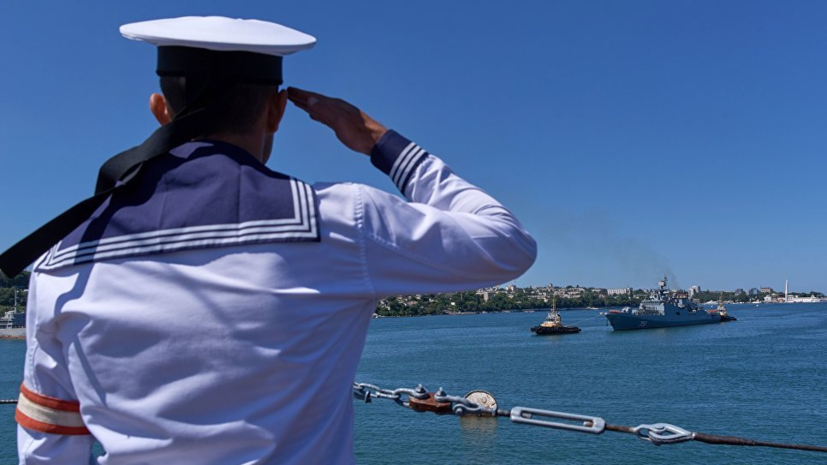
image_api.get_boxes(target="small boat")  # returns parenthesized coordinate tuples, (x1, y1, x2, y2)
(531, 299, 580, 335)
(707, 299, 737, 322)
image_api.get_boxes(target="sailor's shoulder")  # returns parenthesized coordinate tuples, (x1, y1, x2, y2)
(312, 181, 409, 210)
(311, 181, 363, 217)
(311, 181, 410, 233)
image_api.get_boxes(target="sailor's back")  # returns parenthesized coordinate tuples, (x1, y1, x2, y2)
(12, 16, 536, 464)
(34, 238, 371, 464)
(24, 135, 535, 463)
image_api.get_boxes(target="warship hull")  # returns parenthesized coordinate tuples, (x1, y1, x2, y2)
(0, 328, 26, 339)
(606, 311, 720, 331)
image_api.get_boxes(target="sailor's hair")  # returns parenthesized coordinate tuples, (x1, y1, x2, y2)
(160, 76, 277, 137)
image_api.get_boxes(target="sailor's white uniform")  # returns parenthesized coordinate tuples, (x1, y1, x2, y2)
(18, 130, 536, 464)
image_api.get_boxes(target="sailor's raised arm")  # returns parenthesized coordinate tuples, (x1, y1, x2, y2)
(289, 88, 536, 295)
(358, 131, 537, 295)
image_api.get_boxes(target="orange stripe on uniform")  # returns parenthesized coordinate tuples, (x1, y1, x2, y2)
(15, 383, 90, 435)
(19, 382, 81, 412)
(15, 408, 90, 435)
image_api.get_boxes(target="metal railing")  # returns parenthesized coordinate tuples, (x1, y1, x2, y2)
(353, 381, 827, 453)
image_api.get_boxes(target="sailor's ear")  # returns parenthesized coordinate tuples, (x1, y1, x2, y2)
(150, 93, 172, 126)
(266, 88, 288, 133)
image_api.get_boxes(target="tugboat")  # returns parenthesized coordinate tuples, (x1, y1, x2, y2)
(708, 299, 737, 322)
(604, 277, 725, 331)
(531, 298, 581, 335)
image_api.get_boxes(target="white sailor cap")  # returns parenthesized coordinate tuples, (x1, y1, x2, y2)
(120, 16, 316, 85)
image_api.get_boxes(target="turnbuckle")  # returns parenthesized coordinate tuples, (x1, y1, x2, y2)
(510, 407, 606, 434)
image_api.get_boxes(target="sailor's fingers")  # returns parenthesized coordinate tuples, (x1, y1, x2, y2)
(288, 87, 352, 113)
(290, 89, 356, 128)
(287, 87, 387, 155)
(289, 97, 318, 116)
(288, 88, 335, 123)
(287, 87, 327, 108)
(292, 100, 336, 127)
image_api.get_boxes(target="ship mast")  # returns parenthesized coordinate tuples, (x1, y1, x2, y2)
(655, 276, 668, 300)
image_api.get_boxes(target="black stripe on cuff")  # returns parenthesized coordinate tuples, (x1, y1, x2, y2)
(370, 130, 429, 193)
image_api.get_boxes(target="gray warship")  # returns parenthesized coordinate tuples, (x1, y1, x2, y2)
(604, 277, 724, 331)
(0, 288, 25, 339)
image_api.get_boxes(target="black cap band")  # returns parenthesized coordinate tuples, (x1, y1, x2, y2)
(157, 46, 283, 85)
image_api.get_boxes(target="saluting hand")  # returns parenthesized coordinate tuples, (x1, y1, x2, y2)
(288, 87, 388, 156)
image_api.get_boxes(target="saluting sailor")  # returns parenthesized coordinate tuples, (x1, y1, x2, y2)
(8, 17, 536, 464)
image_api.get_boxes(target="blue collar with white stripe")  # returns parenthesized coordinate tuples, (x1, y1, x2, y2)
(38, 141, 319, 271)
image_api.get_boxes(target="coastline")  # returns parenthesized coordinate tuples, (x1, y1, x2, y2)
(375, 307, 604, 318)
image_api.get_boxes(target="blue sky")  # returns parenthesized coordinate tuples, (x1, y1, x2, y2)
(1, 1, 825, 292)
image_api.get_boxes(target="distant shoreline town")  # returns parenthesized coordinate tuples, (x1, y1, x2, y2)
(376, 282, 826, 318)
(1, 272, 823, 319)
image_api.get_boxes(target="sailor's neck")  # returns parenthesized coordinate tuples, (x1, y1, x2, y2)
(197, 132, 269, 164)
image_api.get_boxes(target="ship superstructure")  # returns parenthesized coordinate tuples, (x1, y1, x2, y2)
(0, 288, 26, 339)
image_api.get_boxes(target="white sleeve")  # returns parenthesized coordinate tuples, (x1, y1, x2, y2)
(18, 427, 94, 465)
(361, 130, 537, 296)
(17, 274, 94, 464)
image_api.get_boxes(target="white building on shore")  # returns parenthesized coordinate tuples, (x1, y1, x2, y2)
(606, 288, 632, 296)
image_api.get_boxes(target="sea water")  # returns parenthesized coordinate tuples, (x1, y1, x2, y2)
(0, 303, 824, 464)
(353, 303, 826, 464)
